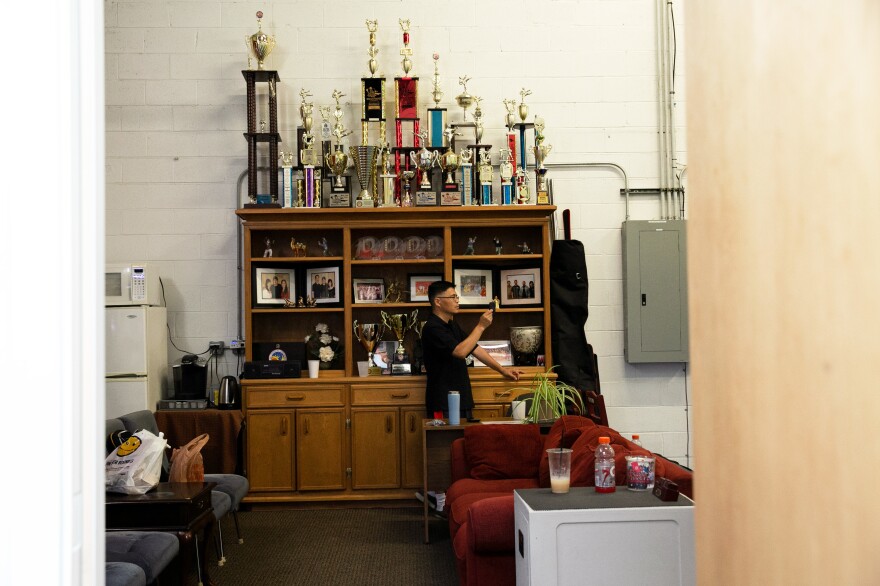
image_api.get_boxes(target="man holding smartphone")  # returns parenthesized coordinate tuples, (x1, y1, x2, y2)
(422, 280, 523, 419)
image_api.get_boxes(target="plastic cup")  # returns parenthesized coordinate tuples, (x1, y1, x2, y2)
(547, 448, 573, 494)
(307, 359, 320, 379)
(625, 455, 655, 491)
(357, 360, 369, 377)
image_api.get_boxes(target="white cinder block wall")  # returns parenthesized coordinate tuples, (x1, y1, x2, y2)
(105, 0, 692, 467)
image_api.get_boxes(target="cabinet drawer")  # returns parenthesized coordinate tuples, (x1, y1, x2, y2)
(471, 386, 515, 403)
(351, 385, 425, 406)
(246, 385, 345, 408)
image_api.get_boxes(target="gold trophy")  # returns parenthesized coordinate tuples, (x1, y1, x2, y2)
(381, 310, 420, 375)
(410, 130, 439, 190)
(247, 11, 276, 70)
(350, 145, 379, 207)
(533, 115, 552, 205)
(518, 88, 532, 122)
(456, 76, 475, 121)
(325, 90, 351, 190)
(503, 98, 517, 132)
(366, 19, 379, 76)
(438, 125, 461, 187)
(353, 321, 386, 376)
(399, 19, 413, 75)
(473, 96, 485, 144)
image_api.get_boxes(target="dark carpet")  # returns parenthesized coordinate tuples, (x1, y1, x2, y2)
(209, 507, 457, 585)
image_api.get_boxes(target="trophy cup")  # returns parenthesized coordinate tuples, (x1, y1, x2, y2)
(325, 90, 352, 197)
(381, 310, 419, 375)
(455, 76, 475, 121)
(350, 145, 379, 207)
(247, 11, 276, 70)
(325, 145, 349, 190)
(412, 319, 427, 374)
(353, 320, 386, 376)
(400, 169, 416, 207)
(533, 116, 552, 205)
(428, 53, 446, 148)
(518, 88, 532, 122)
(410, 131, 439, 191)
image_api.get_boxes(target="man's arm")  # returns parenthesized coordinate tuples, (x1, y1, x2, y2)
(471, 345, 524, 381)
(451, 309, 494, 359)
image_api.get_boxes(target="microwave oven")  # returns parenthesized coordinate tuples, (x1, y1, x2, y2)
(105, 263, 163, 306)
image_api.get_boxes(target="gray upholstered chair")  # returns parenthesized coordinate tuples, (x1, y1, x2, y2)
(105, 532, 179, 585)
(105, 562, 146, 586)
(118, 410, 248, 564)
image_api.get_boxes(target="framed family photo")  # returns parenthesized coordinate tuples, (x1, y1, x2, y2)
(453, 268, 493, 306)
(305, 266, 340, 304)
(254, 267, 295, 307)
(353, 278, 385, 304)
(408, 274, 442, 303)
(499, 267, 542, 307)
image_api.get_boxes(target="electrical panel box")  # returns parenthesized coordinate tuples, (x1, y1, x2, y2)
(622, 220, 689, 363)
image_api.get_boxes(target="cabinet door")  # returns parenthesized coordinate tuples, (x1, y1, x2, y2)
(401, 408, 424, 488)
(351, 408, 401, 489)
(246, 410, 295, 491)
(473, 405, 506, 419)
(296, 408, 346, 491)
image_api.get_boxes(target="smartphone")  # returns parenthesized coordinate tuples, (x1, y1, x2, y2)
(488, 299, 497, 313)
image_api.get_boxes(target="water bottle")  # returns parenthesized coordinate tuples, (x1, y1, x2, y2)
(594, 436, 616, 493)
(632, 434, 642, 447)
(448, 391, 461, 425)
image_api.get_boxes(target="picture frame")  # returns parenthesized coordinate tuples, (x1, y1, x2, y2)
(408, 274, 442, 302)
(472, 340, 513, 367)
(440, 190, 461, 206)
(254, 267, 295, 307)
(499, 266, 542, 306)
(353, 278, 385, 304)
(453, 267, 493, 306)
(305, 266, 340, 304)
(371, 341, 399, 375)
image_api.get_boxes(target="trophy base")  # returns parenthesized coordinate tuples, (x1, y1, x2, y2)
(391, 362, 412, 375)
(356, 197, 375, 208)
(440, 191, 461, 206)
(367, 365, 383, 376)
(416, 191, 438, 206)
(536, 191, 550, 205)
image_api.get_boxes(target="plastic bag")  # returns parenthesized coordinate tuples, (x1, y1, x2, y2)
(105, 428, 168, 495)
(169, 433, 210, 483)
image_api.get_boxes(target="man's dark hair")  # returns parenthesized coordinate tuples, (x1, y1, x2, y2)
(427, 280, 456, 304)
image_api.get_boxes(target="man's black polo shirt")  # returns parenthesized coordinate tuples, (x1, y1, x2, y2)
(422, 312, 475, 414)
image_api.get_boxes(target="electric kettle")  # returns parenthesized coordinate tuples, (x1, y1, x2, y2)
(217, 376, 240, 410)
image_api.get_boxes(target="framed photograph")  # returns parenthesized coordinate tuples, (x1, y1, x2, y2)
(254, 267, 295, 307)
(499, 267, 542, 306)
(472, 340, 513, 367)
(409, 274, 442, 302)
(453, 267, 493, 306)
(305, 266, 340, 304)
(371, 341, 399, 375)
(353, 278, 385, 304)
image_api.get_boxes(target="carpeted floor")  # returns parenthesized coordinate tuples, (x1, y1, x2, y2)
(208, 507, 457, 585)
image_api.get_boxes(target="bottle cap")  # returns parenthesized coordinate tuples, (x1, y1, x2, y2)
(449, 390, 459, 395)
(632, 434, 640, 440)
(599, 436, 610, 444)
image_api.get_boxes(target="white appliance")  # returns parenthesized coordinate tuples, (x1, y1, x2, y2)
(105, 305, 169, 418)
(105, 263, 162, 306)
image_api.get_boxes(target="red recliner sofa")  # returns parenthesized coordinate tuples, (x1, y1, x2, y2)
(445, 415, 694, 586)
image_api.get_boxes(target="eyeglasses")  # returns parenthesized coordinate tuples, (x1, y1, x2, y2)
(436, 294, 460, 300)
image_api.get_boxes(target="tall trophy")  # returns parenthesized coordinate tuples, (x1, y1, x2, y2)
(412, 319, 427, 374)
(518, 88, 532, 122)
(427, 53, 446, 148)
(246, 11, 276, 71)
(459, 148, 474, 206)
(325, 90, 351, 199)
(378, 143, 397, 207)
(350, 145, 379, 207)
(478, 149, 494, 206)
(298, 90, 320, 207)
(499, 147, 514, 205)
(381, 310, 419, 375)
(533, 116, 552, 205)
(438, 126, 461, 203)
(361, 20, 387, 146)
(410, 130, 439, 191)
(503, 98, 519, 179)
(456, 76, 475, 121)
(353, 320, 385, 376)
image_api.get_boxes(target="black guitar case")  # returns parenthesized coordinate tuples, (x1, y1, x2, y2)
(549, 210, 600, 393)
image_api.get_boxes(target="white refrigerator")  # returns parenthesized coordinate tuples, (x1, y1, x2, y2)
(105, 305, 169, 418)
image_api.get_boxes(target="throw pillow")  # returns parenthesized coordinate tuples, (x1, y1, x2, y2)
(464, 424, 543, 480)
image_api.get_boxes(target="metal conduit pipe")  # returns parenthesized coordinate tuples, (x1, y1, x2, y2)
(544, 161, 631, 220)
(655, 0, 668, 219)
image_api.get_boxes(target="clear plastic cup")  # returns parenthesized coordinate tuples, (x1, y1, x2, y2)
(547, 448, 573, 494)
(625, 455, 655, 491)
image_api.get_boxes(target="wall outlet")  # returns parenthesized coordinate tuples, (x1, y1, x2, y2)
(230, 338, 245, 354)
(209, 341, 225, 355)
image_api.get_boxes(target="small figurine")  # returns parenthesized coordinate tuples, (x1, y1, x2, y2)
(284, 298, 297, 308)
(493, 236, 502, 255)
(384, 279, 405, 303)
(465, 236, 477, 255)
(318, 237, 329, 256)
(263, 237, 274, 257)
(306, 296, 317, 307)
(296, 296, 305, 308)
(516, 242, 531, 254)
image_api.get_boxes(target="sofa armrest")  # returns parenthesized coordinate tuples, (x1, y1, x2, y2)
(451, 438, 470, 482)
(467, 494, 516, 553)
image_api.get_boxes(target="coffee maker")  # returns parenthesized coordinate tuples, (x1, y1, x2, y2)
(172, 354, 207, 400)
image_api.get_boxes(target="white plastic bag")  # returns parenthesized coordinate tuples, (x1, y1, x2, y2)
(105, 429, 168, 495)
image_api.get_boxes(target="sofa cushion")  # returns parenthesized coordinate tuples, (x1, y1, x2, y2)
(449, 491, 513, 542)
(467, 494, 516, 553)
(568, 426, 653, 487)
(538, 416, 597, 487)
(463, 424, 543, 480)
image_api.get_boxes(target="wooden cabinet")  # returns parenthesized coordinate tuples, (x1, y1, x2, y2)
(236, 207, 556, 503)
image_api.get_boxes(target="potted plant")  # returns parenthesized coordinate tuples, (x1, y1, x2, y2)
(511, 366, 586, 423)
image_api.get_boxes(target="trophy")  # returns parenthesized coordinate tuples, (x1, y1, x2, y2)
(353, 320, 386, 376)
(533, 115, 552, 205)
(298, 90, 320, 207)
(456, 76, 475, 121)
(410, 131, 439, 191)
(325, 90, 351, 192)
(518, 88, 532, 122)
(459, 148, 474, 206)
(279, 151, 295, 208)
(438, 126, 461, 187)
(478, 149, 494, 205)
(499, 147, 514, 205)
(503, 98, 517, 132)
(246, 11, 276, 70)
(399, 19, 413, 75)
(412, 319, 427, 374)
(350, 145, 379, 207)
(378, 143, 397, 207)
(362, 20, 387, 145)
(427, 53, 446, 148)
(366, 19, 379, 76)
(515, 166, 532, 205)
(473, 96, 485, 144)
(381, 310, 419, 375)
(401, 169, 416, 207)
